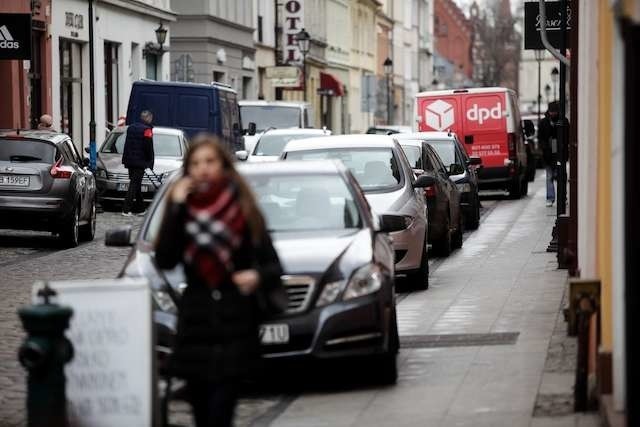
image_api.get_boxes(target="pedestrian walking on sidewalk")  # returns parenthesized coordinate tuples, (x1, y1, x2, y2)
(122, 110, 155, 216)
(154, 134, 285, 427)
(537, 101, 569, 207)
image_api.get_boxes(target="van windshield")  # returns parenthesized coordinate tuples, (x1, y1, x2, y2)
(240, 106, 301, 132)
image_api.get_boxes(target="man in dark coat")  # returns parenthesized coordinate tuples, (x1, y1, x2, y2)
(537, 101, 569, 207)
(122, 110, 155, 216)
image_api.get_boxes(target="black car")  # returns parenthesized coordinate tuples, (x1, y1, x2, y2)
(106, 160, 403, 383)
(0, 130, 97, 247)
(419, 133, 482, 230)
(396, 136, 463, 256)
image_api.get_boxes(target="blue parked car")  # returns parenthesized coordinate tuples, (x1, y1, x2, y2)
(125, 80, 255, 153)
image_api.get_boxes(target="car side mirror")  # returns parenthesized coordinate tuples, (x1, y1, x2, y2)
(448, 163, 465, 175)
(246, 122, 257, 136)
(378, 214, 410, 233)
(105, 226, 133, 247)
(413, 174, 436, 188)
(466, 156, 482, 166)
(235, 150, 249, 161)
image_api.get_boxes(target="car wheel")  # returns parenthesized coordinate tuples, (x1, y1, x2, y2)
(407, 234, 429, 290)
(522, 177, 529, 196)
(80, 198, 97, 242)
(433, 216, 452, 256)
(466, 197, 480, 230)
(508, 176, 522, 199)
(61, 205, 80, 248)
(452, 211, 463, 249)
(378, 310, 399, 385)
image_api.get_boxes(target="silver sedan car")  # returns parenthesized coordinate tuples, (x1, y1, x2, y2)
(95, 126, 188, 206)
(281, 135, 434, 289)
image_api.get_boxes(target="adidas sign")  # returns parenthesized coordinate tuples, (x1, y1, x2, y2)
(0, 25, 20, 49)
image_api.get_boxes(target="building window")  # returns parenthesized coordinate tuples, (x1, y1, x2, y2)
(104, 42, 119, 130)
(257, 15, 263, 43)
(213, 71, 226, 84)
(242, 76, 252, 99)
(60, 39, 83, 148)
(146, 55, 158, 80)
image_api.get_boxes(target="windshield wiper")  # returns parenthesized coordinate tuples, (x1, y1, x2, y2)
(9, 155, 42, 162)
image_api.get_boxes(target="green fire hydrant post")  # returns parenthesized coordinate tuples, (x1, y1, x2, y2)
(18, 283, 74, 427)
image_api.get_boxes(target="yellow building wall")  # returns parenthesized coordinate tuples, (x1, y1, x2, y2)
(597, 0, 613, 351)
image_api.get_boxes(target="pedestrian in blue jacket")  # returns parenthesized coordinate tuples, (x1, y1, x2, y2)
(122, 110, 155, 216)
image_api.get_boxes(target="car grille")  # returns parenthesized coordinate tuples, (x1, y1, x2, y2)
(282, 275, 315, 313)
(107, 171, 160, 186)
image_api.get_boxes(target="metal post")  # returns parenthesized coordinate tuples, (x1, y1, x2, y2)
(302, 52, 307, 102)
(557, 0, 568, 218)
(387, 74, 391, 125)
(88, 0, 97, 171)
(537, 55, 542, 123)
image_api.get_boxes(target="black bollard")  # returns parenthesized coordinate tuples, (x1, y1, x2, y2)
(18, 283, 74, 427)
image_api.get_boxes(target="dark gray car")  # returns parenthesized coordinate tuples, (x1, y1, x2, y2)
(0, 130, 96, 247)
(106, 160, 405, 384)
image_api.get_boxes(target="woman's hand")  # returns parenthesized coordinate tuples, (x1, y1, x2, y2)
(170, 176, 194, 203)
(232, 269, 260, 295)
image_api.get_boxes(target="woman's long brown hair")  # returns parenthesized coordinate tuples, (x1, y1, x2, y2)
(182, 133, 266, 242)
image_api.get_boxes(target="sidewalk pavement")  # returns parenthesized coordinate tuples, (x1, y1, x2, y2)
(268, 178, 600, 426)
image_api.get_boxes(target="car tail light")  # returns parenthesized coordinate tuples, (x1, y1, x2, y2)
(424, 186, 437, 198)
(508, 133, 517, 160)
(50, 158, 73, 179)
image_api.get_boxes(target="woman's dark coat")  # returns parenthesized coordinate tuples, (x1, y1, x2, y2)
(154, 201, 284, 382)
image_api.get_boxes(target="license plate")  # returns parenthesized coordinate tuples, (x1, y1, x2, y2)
(117, 182, 128, 191)
(259, 323, 290, 345)
(0, 175, 29, 187)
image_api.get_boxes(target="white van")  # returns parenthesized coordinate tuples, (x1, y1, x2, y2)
(239, 101, 315, 153)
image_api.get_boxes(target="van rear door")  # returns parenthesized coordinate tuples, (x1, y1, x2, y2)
(126, 84, 173, 126)
(461, 91, 508, 169)
(174, 86, 214, 138)
(417, 95, 463, 136)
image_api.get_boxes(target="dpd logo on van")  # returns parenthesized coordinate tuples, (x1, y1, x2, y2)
(425, 100, 454, 131)
(466, 102, 503, 125)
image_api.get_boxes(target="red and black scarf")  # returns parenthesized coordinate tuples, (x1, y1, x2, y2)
(183, 177, 246, 288)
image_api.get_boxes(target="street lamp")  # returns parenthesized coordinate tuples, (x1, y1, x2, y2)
(155, 22, 168, 50)
(295, 28, 311, 102)
(550, 66, 559, 101)
(534, 50, 544, 122)
(383, 57, 393, 124)
(544, 84, 551, 104)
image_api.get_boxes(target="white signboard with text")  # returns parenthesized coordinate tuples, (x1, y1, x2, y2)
(34, 278, 154, 427)
(282, 0, 304, 65)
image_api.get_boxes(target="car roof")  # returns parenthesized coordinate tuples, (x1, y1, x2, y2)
(368, 125, 412, 132)
(283, 134, 398, 152)
(261, 128, 330, 136)
(0, 130, 70, 144)
(239, 100, 310, 108)
(108, 126, 184, 136)
(395, 131, 457, 141)
(416, 86, 513, 97)
(132, 79, 236, 93)
(238, 159, 346, 176)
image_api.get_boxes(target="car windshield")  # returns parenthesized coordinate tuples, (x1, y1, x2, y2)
(427, 140, 458, 167)
(245, 174, 361, 231)
(0, 139, 55, 163)
(400, 145, 422, 169)
(253, 133, 322, 156)
(240, 106, 301, 132)
(285, 148, 402, 192)
(100, 131, 182, 157)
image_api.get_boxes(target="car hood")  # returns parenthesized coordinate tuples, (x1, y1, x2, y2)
(98, 153, 182, 174)
(364, 186, 415, 216)
(272, 229, 371, 275)
(248, 155, 279, 163)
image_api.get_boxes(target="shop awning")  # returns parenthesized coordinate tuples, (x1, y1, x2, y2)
(320, 72, 345, 96)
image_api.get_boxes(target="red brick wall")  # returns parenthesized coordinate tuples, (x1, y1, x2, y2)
(434, 0, 473, 78)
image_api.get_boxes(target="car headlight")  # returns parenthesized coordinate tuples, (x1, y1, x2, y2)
(96, 168, 107, 179)
(153, 289, 177, 314)
(343, 264, 383, 301)
(456, 183, 471, 192)
(316, 280, 346, 307)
